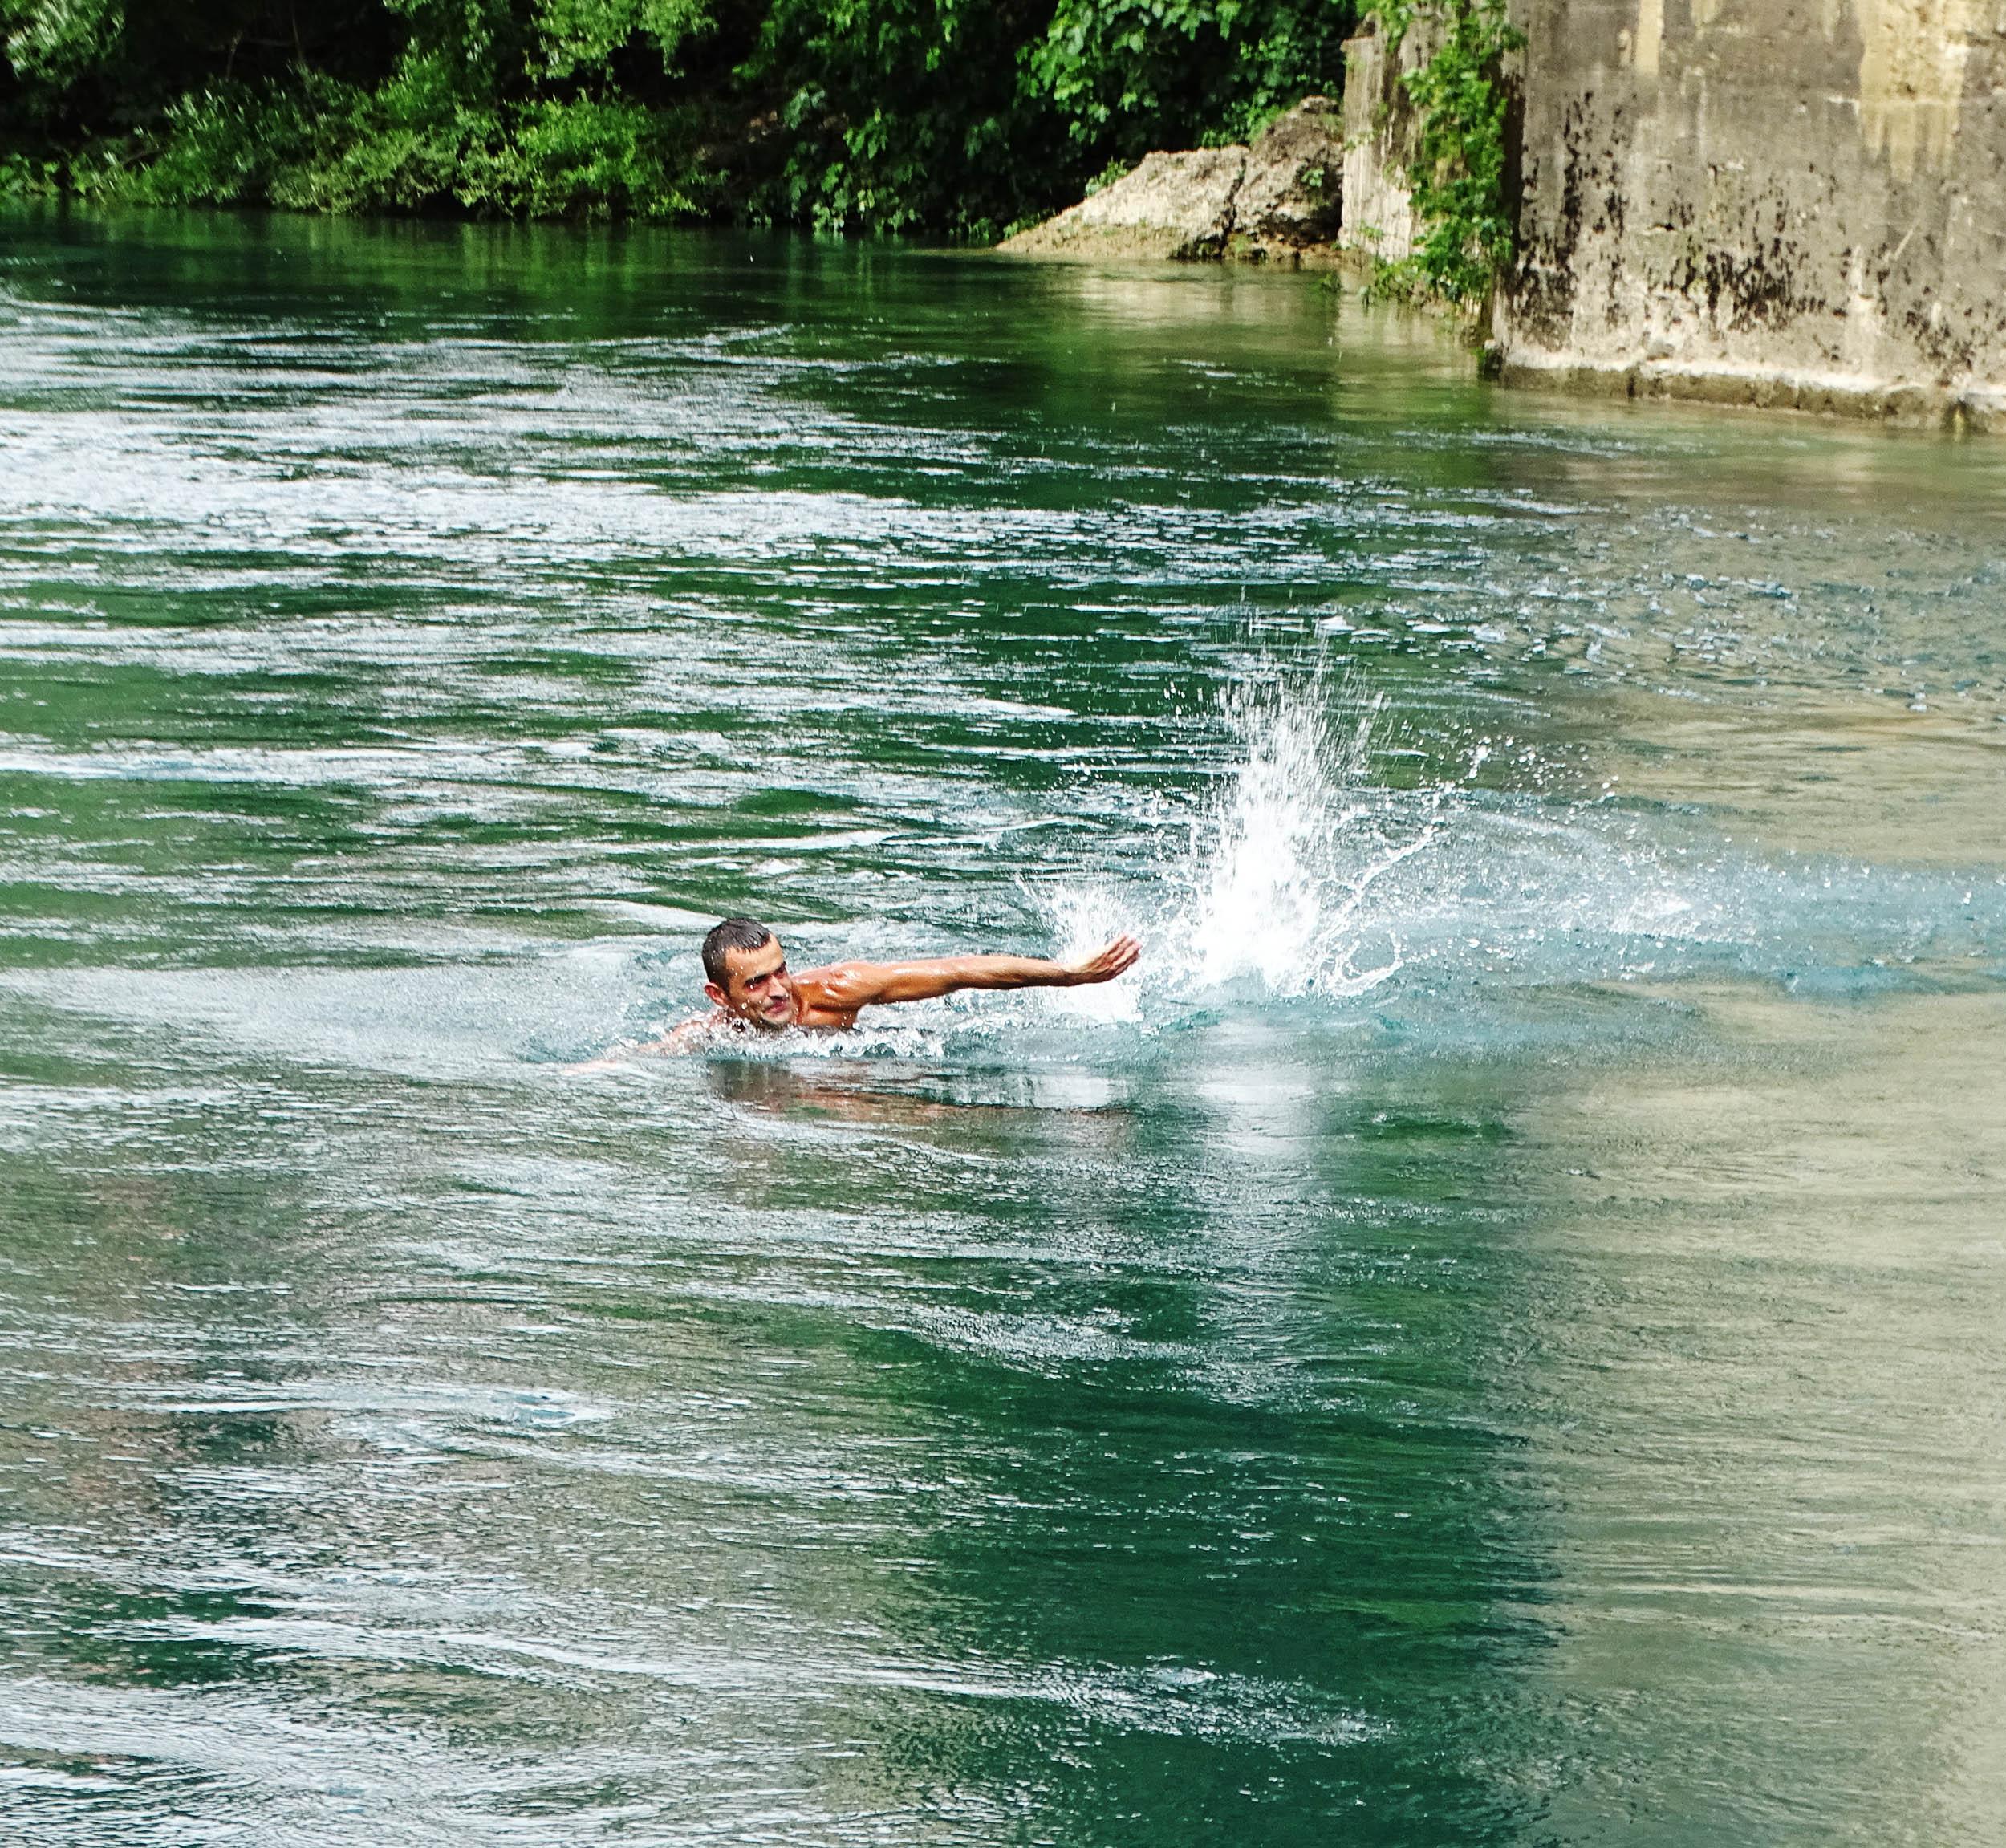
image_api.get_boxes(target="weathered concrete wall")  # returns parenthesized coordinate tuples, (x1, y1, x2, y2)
(1500, 0, 2006, 425)
(1339, 22, 1422, 263)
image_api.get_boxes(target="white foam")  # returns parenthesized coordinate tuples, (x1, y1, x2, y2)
(1041, 672, 1433, 1009)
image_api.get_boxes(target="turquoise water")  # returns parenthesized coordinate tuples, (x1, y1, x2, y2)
(2, 211, 2004, 1846)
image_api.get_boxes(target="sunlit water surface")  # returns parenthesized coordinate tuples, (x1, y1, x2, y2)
(2, 212, 2004, 1846)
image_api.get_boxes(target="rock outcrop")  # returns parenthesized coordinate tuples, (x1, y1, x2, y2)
(999, 100, 1345, 262)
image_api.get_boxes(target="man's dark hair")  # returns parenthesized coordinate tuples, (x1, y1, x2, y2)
(702, 917, 774, 988)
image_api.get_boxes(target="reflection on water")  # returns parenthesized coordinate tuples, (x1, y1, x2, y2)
(1, 209, 2003, 1846)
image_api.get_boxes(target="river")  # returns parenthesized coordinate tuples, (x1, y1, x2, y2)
(2, 210, 2003, 1846)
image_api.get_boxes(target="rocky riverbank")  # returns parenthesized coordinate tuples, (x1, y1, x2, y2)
(997, 100, 1347, 265)
(995, 18, 1452, 279)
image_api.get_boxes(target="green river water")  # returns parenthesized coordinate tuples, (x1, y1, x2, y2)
(2, 210, 2004, 1846)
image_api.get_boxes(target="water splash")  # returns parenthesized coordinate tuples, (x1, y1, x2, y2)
(1042, 671, 1440, 1011)
(1160, 675, 1429, 998)
(568, 664, 2006, 1067)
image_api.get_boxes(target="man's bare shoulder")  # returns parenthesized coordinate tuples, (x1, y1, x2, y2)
(793, 961, 875, 1020)
(661, 1013, 729, 1051)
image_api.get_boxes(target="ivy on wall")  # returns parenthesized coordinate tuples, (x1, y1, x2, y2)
(1362, 0, 1521, 306)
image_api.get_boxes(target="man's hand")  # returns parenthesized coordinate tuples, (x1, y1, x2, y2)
(1059, 933, 1143, 986)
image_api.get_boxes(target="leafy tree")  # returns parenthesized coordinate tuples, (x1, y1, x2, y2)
(2, 0, 1363, 233)
(739, 0, 1071, 238)
(1025, 0, 1353, 158)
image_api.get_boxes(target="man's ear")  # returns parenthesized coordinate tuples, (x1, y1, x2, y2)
(704, 981, 729, 1009)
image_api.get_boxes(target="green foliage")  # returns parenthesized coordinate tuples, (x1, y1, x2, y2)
(0, 0, 1360, 234)
(127, 69, 713, 217)
(1024, 0, 1354, 157)
(1362, 0, 1520, 306)
(1081, 154, 1129, 195)
(2, 0, 723, 216)
(695, 0, 1355, 234)
(2, 0, 122, 91)
(740, 0, 1063, 239)
(538, 0, 708, 78)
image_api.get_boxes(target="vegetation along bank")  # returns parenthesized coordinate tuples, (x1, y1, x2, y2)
(0, 0, 1367, 242)
(14, 1, 1994, 424)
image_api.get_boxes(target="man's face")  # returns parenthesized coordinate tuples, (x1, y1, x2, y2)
(709, 936, 801, 1029)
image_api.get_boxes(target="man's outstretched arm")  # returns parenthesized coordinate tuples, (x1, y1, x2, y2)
(803, 933, 1140, 1013)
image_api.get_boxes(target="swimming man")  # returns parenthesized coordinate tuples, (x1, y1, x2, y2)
(578, 916, 1141, 1062)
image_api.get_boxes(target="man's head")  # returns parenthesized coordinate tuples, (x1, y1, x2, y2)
(701, 917, 800, 1028)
